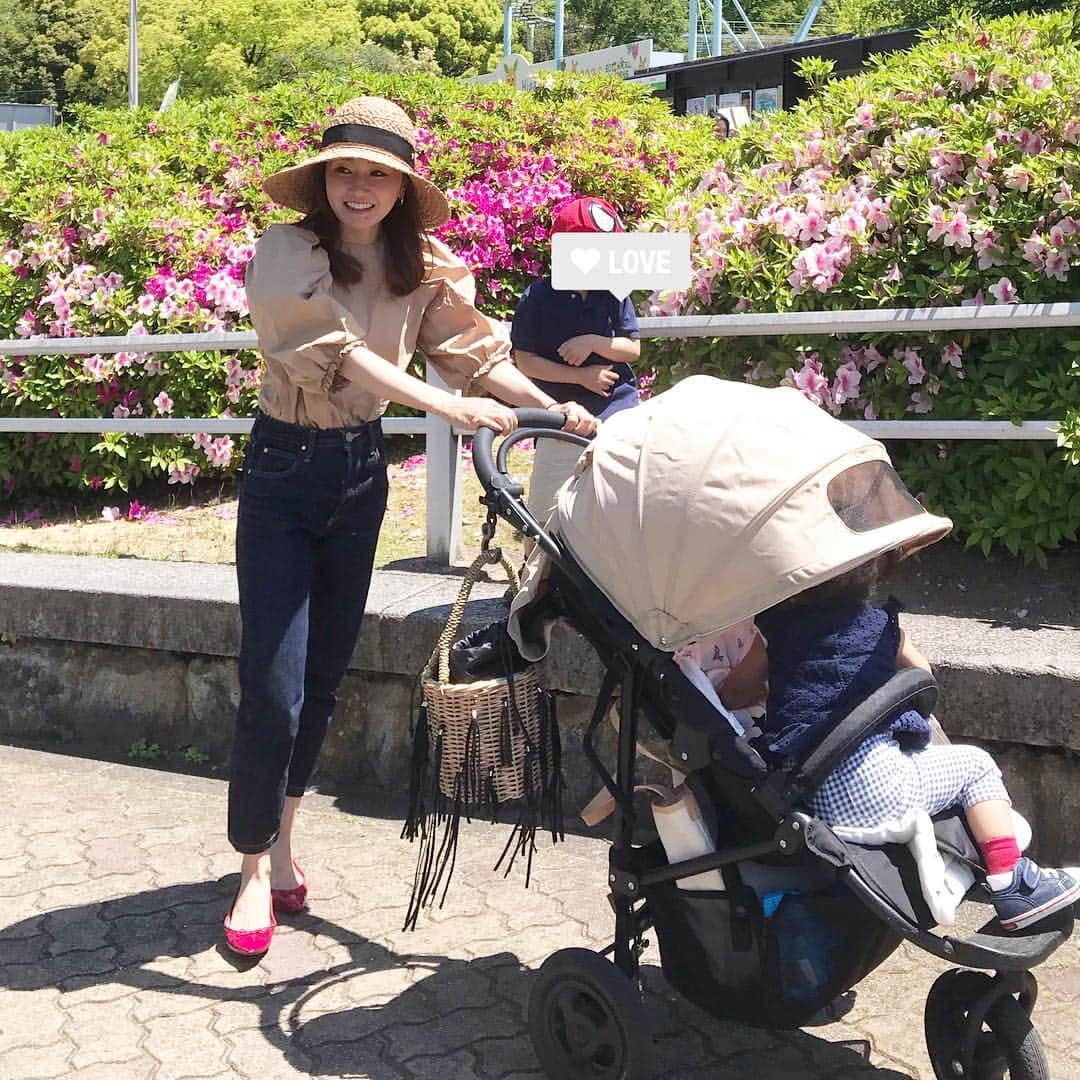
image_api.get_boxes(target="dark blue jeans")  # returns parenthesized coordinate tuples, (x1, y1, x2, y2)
(228, 411, 388, 853)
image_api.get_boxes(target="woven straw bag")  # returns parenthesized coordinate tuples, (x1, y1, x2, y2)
(421, 551, 545, 804)
(402, 546, 563, 930)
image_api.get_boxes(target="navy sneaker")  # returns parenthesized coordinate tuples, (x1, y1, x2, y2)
(991, 858, 1080, 931)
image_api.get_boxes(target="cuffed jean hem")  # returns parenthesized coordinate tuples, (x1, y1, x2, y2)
(228, 830, 279, 856)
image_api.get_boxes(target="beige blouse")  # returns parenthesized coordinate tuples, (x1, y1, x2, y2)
(245, 224, 511, 428)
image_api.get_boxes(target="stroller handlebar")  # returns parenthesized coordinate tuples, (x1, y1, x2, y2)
(472, 408, 568, 493)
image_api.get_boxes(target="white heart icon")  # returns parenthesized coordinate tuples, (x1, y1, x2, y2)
(570, 247, 600, 275)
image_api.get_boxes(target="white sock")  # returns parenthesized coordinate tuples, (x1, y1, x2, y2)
(986, 870, 1014, 891)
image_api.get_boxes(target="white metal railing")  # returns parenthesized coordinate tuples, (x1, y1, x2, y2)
(1, 300, 1077, 561)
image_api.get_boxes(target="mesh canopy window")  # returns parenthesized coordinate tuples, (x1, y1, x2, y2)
(827, 460, 924, 534)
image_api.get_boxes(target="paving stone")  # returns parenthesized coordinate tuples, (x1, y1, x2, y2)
(0, 987, 65, 1053)
(405, 1047, 479, 1078)
(65, 999, 146, 1069)
(65, 1058, 159, 1079)
(0, 1038, 76, 1079)
(222, 1026, 317, 1078)
(141, 1010, 228, 1076)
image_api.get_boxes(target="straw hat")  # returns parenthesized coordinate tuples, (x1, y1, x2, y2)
(263, 97, 450, 229)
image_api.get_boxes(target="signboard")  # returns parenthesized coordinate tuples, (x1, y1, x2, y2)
(0, 103, 55, 132)
(686, 96, 709, 115)
(753, 86, 781, 113)
(472, 39, 653, 90)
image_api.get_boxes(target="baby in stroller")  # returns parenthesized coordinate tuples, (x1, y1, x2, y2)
(709, 550, 1080, 932)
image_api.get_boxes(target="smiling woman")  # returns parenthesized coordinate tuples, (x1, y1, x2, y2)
(222, 95, 597, 956)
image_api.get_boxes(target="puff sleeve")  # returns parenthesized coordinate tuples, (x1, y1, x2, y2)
(245, 225, 385, 394)
(416, 238, 512, 391)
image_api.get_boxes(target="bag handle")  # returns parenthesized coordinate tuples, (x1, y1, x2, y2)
(425, 547, 521, 685)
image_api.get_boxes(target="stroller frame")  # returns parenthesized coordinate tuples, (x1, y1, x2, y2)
(472, 414, 1073, 1080)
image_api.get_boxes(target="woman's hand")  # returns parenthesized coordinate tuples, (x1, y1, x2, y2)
(557, 335, 599, 366)
(441, 396, 519, 434)
(550, 401, 598, 437)
(578, 365, 619, 396)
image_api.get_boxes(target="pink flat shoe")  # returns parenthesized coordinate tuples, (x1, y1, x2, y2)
(223, 888, 277, 956)
(271, 861, 308, 914)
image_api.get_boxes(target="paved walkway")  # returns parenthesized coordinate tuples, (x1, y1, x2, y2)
(1, 746, 1078, 1080)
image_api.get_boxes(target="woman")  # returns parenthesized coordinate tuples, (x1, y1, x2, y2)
(225, 97, 595, 954)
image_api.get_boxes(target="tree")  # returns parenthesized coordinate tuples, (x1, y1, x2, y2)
(823, 0, 1073, 35)
(357, 0, 507, 76)
(65, 0, 372, 107)
(0, 0, 95, 110)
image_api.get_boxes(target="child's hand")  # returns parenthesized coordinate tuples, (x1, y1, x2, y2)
(558, 335, 599, 366)
(578, 365, 618, 396)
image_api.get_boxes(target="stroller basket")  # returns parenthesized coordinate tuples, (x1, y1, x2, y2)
(644, 866, 901, 1029)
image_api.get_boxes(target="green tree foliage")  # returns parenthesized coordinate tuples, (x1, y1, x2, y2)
(561, 0, 685, 53)
(0, 0, 95, 109)
(66, 0, 372, 107)
(824, 0, 1074, 35)
(357, 0, 506, 76)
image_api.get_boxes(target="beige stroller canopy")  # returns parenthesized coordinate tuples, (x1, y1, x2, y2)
(550, 375, 952, 651)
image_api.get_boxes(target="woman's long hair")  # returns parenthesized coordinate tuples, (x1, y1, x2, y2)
(299, 164, 428, 295)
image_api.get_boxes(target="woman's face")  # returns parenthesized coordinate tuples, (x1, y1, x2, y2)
(324, 159, 406, 244)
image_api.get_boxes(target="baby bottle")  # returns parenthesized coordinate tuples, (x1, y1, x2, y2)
(649, 783, 724, 891)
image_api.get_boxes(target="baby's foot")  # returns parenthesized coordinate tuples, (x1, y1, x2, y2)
(990, 858, 1080, 931)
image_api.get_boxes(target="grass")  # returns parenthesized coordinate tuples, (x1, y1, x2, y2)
(0, 436, 533, 569)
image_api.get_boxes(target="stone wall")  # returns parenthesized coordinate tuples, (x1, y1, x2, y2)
(0, 553, 1076, 861)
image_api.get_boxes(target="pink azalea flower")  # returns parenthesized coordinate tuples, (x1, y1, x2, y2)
(102, 506, 122, 522)
(1044, 252, 1069, 282)
(898, 346, 926, 384)
(831, 361, 862, 407)
(863, 402, 877, 421)
(942, 343, 964, 369)
(788, 357, 829, 407)
(205, 437, 234, 468)
(97, 132, 111, 146)
(1003, 166, 1031, 192)
(168, 463, 200, 485)
(951, 65, 978, 93)
(988, 277, 1018, 304)
(883, 264, 902, 283)
(1065, 121, 1080, 146)
(127, 500, 148, 521)
(1016, 128, 1045, 155)
(1026, 72, 1053, 91)
(153, 392, 173, 415)
(1021, 233, 1047, 266)
(70, 455, 82, 473)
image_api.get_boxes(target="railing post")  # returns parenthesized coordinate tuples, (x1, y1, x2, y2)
(424, 367, 463, 564)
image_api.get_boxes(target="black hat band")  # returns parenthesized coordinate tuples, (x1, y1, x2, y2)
(321, 124, 415, 167)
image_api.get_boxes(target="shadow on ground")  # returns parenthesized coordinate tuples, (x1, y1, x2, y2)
(0, 877, 915, 1078)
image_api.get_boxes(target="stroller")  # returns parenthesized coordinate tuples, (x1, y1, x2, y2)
(470, 376, 1074, 1080)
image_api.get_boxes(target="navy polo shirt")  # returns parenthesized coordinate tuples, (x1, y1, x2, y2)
(511, 277, 640, 420)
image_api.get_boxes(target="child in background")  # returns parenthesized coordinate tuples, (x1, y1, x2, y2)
(745, 551, 1079, 932)
(511, 197, 642, 540)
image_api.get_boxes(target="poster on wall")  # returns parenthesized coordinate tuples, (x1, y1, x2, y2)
(753, 86, 781, 113)
(686, 96, 709, 115)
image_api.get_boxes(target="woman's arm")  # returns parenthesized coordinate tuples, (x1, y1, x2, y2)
(478, 358, 597, 436)
(337, 345, 519, 433)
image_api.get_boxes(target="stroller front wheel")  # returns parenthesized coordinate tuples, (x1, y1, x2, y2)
(528, 947, 654, 1080)
(924, 968, 1049, 1080)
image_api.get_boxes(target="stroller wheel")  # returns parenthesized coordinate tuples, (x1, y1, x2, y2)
(528, 948, 653, 1080)
(924, 969, 1049, 1080)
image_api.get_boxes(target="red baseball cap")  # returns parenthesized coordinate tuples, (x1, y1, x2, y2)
(550, 196, 625, 235)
